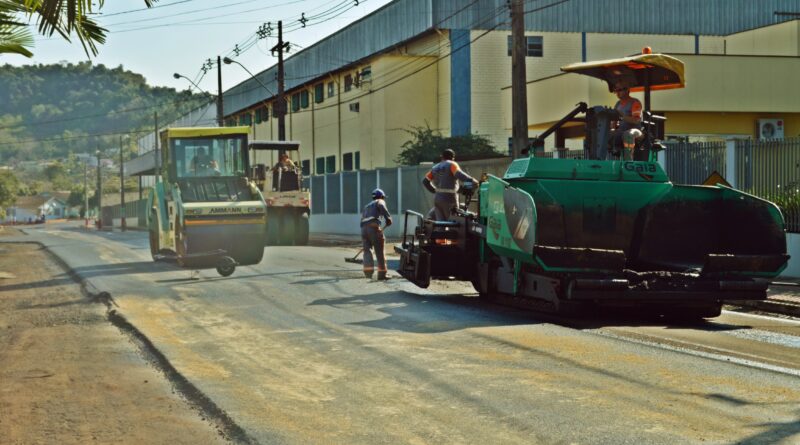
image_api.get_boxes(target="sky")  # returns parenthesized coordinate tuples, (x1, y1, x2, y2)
(5, 0, 394, 92)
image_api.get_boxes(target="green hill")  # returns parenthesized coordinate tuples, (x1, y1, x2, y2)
(0, 62, 211, 163)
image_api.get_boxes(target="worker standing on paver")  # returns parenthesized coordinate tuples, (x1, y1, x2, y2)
(422, 148, 478, 220)
(360, 188, 393, 280)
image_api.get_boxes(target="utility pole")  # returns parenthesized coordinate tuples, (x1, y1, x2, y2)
(154, 112, 160, 177)
(119, 135, 126, 231)
(83, 161, 88, 227)
(96, 147, 102, 230)
(217, 55, 224, 127)
(510, 0, 529, 159)
(271, 20, 290, 149)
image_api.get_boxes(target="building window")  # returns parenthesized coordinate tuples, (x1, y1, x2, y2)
(325, 155, 336, 173)
(291, 93, 300, 112)
(360, 66, 371, 81)
(343, 153, 353, 171)
(354, 151, 360, 170)
(314, 84, 324, 103)
(507, 35, 543, 57)
(301, 160, 310, 176)
(239, 113, 252, 126)
(300, 89, 309, 109)
(316, 157, 325, 175)
(327, 81, 335, 98)
(344, 74, 353, 92)
(255, 107, 268, 124)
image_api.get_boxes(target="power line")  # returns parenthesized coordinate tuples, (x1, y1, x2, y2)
(232, 0, 567, 119)
(0, 129, 152, 147)
(98, 0, 197, 18)
(225, 0, 499, 104)
(109, 0, 307, 34)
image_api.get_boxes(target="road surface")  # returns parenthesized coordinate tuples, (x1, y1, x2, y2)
(8, 223, 800, 444)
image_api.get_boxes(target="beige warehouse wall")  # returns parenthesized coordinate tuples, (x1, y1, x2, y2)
(726, 20, 800, 56)
(665, 111, 800, 139)
(470, 31, 582, 152)
(653, 55, 800, 113)
(435, 30, 452, 137)
(586, 33, 695, 59)
(379, 56, 439, 166)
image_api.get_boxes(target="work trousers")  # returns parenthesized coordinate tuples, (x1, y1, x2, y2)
(361, 223, 386, 276)
(428, 193, 458, 221)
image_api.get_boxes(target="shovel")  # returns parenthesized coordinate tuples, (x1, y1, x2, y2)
(344, 248, 363, 264)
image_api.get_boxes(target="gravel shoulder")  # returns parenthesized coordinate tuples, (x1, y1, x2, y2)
(0, 231, 226, 445)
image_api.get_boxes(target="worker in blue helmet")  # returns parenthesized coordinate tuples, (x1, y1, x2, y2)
(360, 188, 393, 280)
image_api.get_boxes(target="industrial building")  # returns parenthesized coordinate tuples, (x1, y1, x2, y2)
(221, 0, 800, 174)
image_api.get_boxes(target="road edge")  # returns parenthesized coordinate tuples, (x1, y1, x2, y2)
(2, 240, 259, 445)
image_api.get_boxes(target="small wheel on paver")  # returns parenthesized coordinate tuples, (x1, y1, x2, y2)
(216, 256, 236, 277)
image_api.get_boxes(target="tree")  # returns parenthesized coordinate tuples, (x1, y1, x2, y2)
(0, 2, 33, 57)
(1, 1, 156, 58)
(0, 170, 20, 218)
(396, 123, 501, 166)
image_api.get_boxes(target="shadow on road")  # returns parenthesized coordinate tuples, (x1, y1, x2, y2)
(309, 291, 536, 334)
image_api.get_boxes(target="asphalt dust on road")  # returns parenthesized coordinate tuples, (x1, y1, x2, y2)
(0, 233, 225, 444)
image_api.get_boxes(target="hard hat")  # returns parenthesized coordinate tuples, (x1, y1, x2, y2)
(372, 188, 386, 199)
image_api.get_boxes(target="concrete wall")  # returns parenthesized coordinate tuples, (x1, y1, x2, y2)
(783, 233, 800, 279)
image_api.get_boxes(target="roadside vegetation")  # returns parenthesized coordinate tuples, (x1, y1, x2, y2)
(396, 123, 503, 165)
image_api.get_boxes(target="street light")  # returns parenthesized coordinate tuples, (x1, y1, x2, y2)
(174, 70, 223, 127)
(224, 56, 287, 153)
(173, 72, 206, 93)
(222, 57, 276, 96)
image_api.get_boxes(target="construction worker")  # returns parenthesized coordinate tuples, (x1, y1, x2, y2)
(360, 188, 393, 280)
(610, 80, 643, 160)
(422, 148, 478, 220)
(190, 147, 216, 175)
(272, 152, 297, 172)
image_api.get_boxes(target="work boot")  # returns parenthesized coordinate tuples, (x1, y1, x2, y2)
(364, 271, 374, 279)
(377, 271, 388, 281)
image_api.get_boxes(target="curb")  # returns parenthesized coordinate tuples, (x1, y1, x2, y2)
(728, 299, 800, 318)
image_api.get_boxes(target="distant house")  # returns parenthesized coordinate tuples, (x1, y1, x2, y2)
(2, 194, 70, 223)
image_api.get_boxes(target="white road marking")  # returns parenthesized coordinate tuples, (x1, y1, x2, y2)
(721, 328, 800, 348)
(590, 329, 800, 378)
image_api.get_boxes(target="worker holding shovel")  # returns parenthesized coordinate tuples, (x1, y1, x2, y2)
(360, 188, 393, 280)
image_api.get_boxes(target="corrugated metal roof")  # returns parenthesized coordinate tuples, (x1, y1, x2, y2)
(224, 0, 800, 114)
(432, 0, 800, 36)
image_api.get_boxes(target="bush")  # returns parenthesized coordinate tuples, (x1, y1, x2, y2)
(396, 124, 501, 166)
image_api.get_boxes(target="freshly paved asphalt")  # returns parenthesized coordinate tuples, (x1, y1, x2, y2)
(7, 223, 800, 445)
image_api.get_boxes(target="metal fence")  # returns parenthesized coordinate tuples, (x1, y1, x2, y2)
(104, 141, 800, 233)
(664, 137, 800, 232)
(101, 199, 148, 228)
(305, 157, 513, 217)
(735, 138, 800, 233)
(664, 140, 727, 185)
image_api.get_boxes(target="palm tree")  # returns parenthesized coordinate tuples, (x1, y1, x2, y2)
(1, 0, 155, 58)
(0, 1, 33, 57)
